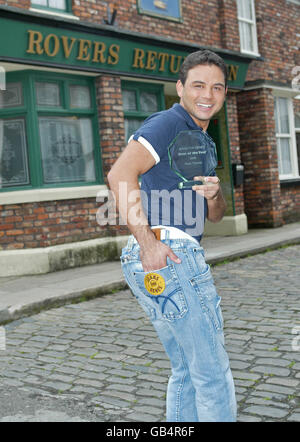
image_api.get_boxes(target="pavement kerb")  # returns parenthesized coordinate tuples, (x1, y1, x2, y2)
(0, 235, 130, 277)
(205, 235, 300, 265)
(0, 231, 300, 326)
(0, 280, 128, 326)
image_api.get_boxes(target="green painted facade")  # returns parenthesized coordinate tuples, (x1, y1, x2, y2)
(0, 7, 254, 215)
(0, 14, 249, 88)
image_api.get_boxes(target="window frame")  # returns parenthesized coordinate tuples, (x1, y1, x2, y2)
(295, 111, 300, 177)
(121, 80, 165, 144)
(236, 0, 259, 56)
(0, 70, 102, 193)
(273, 95, 300, 179)
(295, 113, 300, 131)
(30, 0, 72, 14)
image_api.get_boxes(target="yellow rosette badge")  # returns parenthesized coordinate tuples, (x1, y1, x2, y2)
(144, 272, 165, 296)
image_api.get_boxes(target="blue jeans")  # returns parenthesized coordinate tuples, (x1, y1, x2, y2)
(120, 235, 237, 422)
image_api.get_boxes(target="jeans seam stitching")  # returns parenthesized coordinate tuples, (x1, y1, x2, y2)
(175, 342, 188, 422)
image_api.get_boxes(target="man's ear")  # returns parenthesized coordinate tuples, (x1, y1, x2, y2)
(176, 79, 183, 98)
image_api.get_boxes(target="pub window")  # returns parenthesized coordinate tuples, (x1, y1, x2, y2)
(0, 72, 101, 191)
(274, 97, 299, 178)
(31, 0, 72, 13)
(236, 0, 259, 55)
(121, 81, 165, 144)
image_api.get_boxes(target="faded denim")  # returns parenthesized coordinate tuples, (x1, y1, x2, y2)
(121, 235, 237, 422)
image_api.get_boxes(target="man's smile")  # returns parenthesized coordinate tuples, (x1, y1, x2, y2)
(197, 103, 214, 111)
(197, 103, 213, 108)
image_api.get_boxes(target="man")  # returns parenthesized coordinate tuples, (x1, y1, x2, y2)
(108, 50, 237, 422)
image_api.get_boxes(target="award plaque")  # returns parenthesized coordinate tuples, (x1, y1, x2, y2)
(168, 130, 218, 189)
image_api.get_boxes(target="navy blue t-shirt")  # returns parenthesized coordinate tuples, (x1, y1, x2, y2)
(131, 103, 216, 243)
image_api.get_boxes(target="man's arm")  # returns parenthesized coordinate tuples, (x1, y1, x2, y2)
(107, 140, 181, 271)
(192, 176, 226, 223)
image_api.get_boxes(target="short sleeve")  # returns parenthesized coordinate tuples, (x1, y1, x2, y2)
(130, 111, 177, 164)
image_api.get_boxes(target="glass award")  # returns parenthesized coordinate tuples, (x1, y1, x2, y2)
(168, 130, 218, 189)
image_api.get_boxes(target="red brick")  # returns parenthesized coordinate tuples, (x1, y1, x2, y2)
(0, 224, 14, 231)
(6, 230, 24, 236)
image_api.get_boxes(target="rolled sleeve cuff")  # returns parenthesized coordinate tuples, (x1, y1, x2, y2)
(129, 135, 160, 164)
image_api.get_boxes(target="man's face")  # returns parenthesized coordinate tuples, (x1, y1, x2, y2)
(176, 64, 227, 131)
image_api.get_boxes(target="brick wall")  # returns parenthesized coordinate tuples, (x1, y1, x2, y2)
(1, 0, 238, 50)
(95, 75, 125, 179)
(226, 93, 245, 216)
(0, 0, 29, 9)
(72, 0, 224, 49)
(1, 0, 299, 249)
(0, 199, 106, 250)
(2, 0, 299, 85)
(246, 0, 300, 85)
(95, 74, 130, 239)
(0, 73, 129, 250)
(218, 0, 240, 52)
(281, 184, 300, 223)
(238, 1, 300, 227)
(237, 87, 284, 227)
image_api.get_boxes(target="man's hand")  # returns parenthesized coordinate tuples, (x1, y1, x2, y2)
(192, 176, 226, 223)
(192, 176, 220, 200)
(140, 238, 181, 272)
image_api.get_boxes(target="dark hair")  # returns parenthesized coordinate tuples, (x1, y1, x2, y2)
(179, 49, 228, 87)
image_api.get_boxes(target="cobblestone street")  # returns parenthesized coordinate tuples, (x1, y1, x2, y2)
(0, 245, 299, 422)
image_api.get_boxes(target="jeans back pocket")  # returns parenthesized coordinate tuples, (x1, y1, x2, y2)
(133, 264, 188, 322)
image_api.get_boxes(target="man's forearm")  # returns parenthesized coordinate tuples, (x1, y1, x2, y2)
(107, 173, 156, 247)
